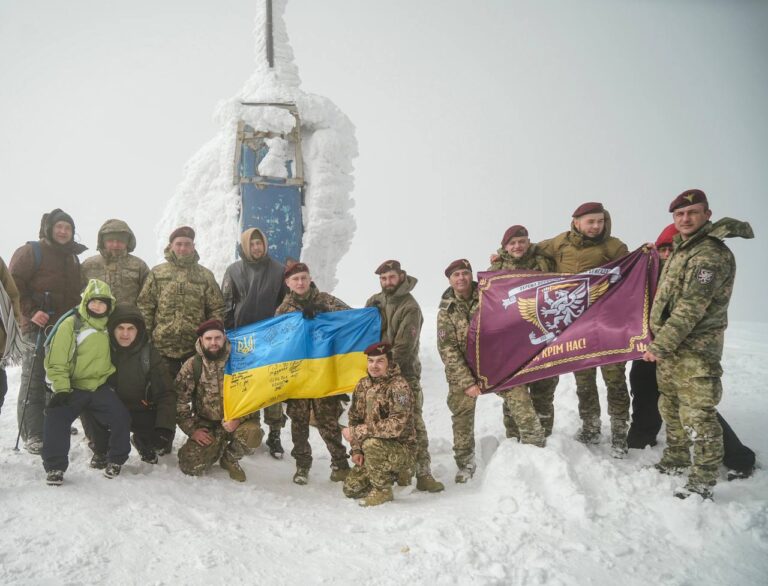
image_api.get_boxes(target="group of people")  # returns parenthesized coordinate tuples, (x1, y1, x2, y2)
(0, 188, 755, 505)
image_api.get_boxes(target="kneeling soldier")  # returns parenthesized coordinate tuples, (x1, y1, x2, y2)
(176, 319, 262, 482)
(342, 342, 416, 507)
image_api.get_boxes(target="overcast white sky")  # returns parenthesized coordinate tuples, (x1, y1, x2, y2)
(1, 0, 766, 319)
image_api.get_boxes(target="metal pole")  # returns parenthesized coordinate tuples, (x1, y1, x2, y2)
(266, 0, 274, 68)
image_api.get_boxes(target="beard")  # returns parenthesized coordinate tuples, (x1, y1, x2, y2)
(203, 347, 225, 361)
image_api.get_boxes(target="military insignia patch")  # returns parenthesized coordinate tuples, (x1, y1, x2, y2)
(397, 393, 409, 406)
(438, 329, 446, 341)
(697, 268, 714, 284)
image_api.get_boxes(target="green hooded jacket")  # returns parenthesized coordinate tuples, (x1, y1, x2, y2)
(44, 279, 116, 393)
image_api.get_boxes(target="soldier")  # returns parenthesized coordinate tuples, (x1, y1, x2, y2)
(221, 228, 287, 459)
(275, 262, 351, 485)
(489, 226, 559, 444)
(10, 208, 86, 454)
(366, 260, 444, 493)
(537, 203, 631, 456)
(137, 226, 225, 379)
(342, 342, 416, 507)
(81, 219, 150, 305)
(42, 279, 131, 485)
(0, 256, 23, 415)
(643, 190, 754, 499)
(176, 319, 262, 482)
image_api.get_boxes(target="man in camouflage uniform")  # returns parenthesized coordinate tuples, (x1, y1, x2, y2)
(275, 262, 351, 485)
(366, 260, 444, 493)
(176, 319, 262, 482)
(137, 226, 225, 379)
(81, 219, 150, 305)
(643, 189, 753, 500)
(489, 225, 560, 443)
(538, 203, 630, 456)
(342, 342, 416, 507)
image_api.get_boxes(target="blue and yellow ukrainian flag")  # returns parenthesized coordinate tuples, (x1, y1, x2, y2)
(223, 308, 381, 420)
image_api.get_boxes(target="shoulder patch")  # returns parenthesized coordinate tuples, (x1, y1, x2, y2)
(438, 328, 446, 341)
(696, 267, 715, 284)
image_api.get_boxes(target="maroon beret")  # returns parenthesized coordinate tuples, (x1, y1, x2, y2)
(655, 224, 678, 248)
(364, 342, 392, 356)
(196, 319, 225, 337)
(169, 226, 195, 243)
(501, 225, 528, 246)
(284, 262, 310, 279)
(375, 260, 401, 275)
(572, 202, 605, 218)
(668, 189, 708, 212)
(444, 258, 473, 278)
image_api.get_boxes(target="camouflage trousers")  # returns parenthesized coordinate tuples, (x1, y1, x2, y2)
(249, 402, 286, 431)
(343, 438, 414, 498)
(406, 377, 433, 476)
(446, 384, 477, 469)
(657, 354, 724, 487)
(500, 376, 558, 446)
(574, 363, 629, 432)
(286, 396, 348, 470)
(178, 420, 262, 477)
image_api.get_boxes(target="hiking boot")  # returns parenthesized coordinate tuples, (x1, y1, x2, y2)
(575, 420, 601, 445)
(416, 474, 445, 493)
(455, 464, 476, 484)
(293, 466, 309, 485)
(104, 463, 122, 479)
(330, 464, 350, 482)
(25, 438, 43, 455)
(220, 456, 246, 482)
(610, 436, 629, 459)
(131, 436, 158, 464)
(653, 462, 688, 476)
(359, 487, 394, 507)
(727, 467, 754, 481)
(266, 429, 284, 459)
(674, 483, 713, 501)
(396, 468, 412, 487)
(46, 470, 64, 486)
(90, 453, 108, 470)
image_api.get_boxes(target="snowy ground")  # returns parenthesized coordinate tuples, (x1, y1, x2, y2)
(1, 317, 766, 585)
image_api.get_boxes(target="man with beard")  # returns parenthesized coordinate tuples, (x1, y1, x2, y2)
(176, 319, 262, 482)
(366, 260, 444, 492)
(81, 219, 149, 305)
(221, 228, 287, 458)
(10, 208, 87, 454)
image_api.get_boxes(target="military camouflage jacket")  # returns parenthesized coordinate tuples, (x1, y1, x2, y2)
(649, 218, 753, 362)
(537, 209, 628, 272)
(348, 363, 416, 455)
(81, 219, 149, 305)
(274, 283, 349, 316)
(137, 248, 225, 359)
(365, 274, 423, 381)
(437, 284, 480, 390)
(488, 244, 555, 272)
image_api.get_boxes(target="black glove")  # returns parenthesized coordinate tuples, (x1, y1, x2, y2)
(49, 392, 71, 408)
(154, 428, 175, 455)
(302, 303, 320, 320)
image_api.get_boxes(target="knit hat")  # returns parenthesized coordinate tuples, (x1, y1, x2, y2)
(284, 262, 310, 279)
(444, 258, 472, 278)
(364, 342, 392, 356)
(655, 224, 678, 248)
(375, 260, 401, 275)
(572, 202, 604, 218)
(196, 319, 225, 337)
(501, 225, 528, 246)
(668, 189, 708, 212)
(169, 226, 195, 243)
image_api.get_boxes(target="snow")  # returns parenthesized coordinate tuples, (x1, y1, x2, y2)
(1, 320, 766, 585)
(156, 0, 357, 292)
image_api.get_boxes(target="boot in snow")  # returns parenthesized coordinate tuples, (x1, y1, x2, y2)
(104, 463, 122, 479)
(293, 466, 309, 485)
(330, 464, 350, 482)
(46, 470, 64, 486)
(220, 455, 246, 482)
(359, 487, 394, 507)
(90, 453, 108, 470)
(575, 418, 601, 445)
(266, 429, 284, 459)
(455, 464, 476, 484)
(416, 473, 445, 493)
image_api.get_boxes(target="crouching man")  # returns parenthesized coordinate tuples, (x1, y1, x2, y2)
(42, 279, 131, 485)
(176, 319, 262, 482)
(342, 342, 416, 507)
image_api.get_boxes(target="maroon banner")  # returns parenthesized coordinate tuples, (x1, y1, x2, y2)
(468, 247, 658, 392)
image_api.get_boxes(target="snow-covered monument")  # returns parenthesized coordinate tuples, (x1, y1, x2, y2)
(157, 0, 357, 291)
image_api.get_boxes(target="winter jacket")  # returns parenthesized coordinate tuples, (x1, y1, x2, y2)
(137, 247, 225, 359)
(221, 228, 286, 329)
(107, 303, 176, 431)
(44, 279, 116, 393)
(437, 283, 480, 391)
(9, 230, 86, 334)
(365, 274, 423, 382)
(649, 218, 753, 363)
(488, 244, 555, 272)
(0, 256, 22, 358)
(81, 219, 150, 305)
(537, 209, 628, 273)
(274, 283, 350, 316)
(347, 363, 416, 455)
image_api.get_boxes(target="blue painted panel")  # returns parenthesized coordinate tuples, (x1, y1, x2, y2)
(240, 182, 303, 265)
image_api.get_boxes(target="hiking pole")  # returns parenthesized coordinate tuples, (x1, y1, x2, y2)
(14, 292, 50, 451)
